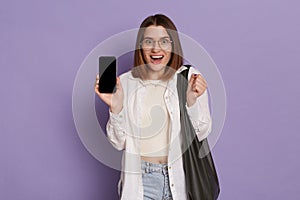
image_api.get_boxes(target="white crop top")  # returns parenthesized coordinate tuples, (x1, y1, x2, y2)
(139, 80, 170, 157)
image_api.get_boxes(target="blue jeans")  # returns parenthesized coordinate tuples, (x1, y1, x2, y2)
(141, 160, 173, 200)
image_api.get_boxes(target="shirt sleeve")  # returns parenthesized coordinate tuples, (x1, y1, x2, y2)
(185, 67, 212, 142)
(106, 107, 127, 150)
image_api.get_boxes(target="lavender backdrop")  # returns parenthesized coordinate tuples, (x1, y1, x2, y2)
(1, 0, 299, 199)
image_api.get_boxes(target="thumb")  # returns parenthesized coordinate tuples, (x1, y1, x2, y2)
(188, 74, 196, 90)
(116, 77, 123, 91)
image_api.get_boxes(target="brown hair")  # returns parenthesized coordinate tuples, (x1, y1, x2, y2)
(132, 14, 183, 80)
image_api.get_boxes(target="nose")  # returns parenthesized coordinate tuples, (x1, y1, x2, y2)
(152, 41, 161, 52)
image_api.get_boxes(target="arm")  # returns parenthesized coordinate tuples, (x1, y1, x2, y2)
(186, 67, 212, 142)
(94, 75, 126, 150)
(106, 108, 127, 151)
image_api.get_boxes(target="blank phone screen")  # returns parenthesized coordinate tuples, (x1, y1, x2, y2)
(98, 56, 116, 93)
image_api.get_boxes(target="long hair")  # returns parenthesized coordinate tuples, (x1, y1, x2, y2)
(132, 14, 183, 80)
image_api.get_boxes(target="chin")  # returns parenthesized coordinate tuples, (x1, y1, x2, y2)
(147, 63, 165, 71)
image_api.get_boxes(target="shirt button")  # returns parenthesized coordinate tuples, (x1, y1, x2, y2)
(168, 166, 171, 169)
(171, 184, 174, 187)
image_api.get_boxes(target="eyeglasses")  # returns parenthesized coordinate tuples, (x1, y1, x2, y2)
(140, 38, 173, 50)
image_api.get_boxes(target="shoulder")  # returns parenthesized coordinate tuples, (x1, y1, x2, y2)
(177, 65, 203, 78)
(119, 69, 142, 87)
(119, 70, 135, 81)
(119, 70, 132, 79)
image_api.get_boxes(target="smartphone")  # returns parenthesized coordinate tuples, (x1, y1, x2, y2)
(98, 56, 117, 93)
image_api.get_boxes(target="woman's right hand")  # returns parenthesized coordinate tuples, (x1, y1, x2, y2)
(94, 74, 124, 114)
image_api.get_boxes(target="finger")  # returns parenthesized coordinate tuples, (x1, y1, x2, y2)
(195, 73, 205, 80)
(116, 77, 123, 91)
(116, 77, 120, 86)
(193, 73, 200, 80)
(194, 81, 207, 90)
(194, 84, 205, 92)
(95, 79, 99, 86)
(95, 83, 101, 92)
(194, 85, 206, 96)
(95, 73, 99, 82)
(194, 80, 207, 92)
(195, 75, 207, 85)
(193, 81, 205, 91)
(94, 82, 100, 89)
(191, 75, 205, 88)
(192, 85, 200, 93)
(188, 74, 197, 90)
(94, 85, 101, 96)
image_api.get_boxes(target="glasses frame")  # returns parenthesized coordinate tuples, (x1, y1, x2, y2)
(140, 37, 173, 50)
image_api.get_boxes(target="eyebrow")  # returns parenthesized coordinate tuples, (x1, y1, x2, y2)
(143, 36, 171, 40)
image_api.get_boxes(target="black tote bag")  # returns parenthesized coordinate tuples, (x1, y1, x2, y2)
(177, 65, 220, 200)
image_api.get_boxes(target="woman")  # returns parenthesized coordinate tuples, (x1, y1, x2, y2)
(95, 14, 212, 200)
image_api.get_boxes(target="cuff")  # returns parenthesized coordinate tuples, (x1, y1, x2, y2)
(186, 101, 201, 120)
(109, 107, 125, 126)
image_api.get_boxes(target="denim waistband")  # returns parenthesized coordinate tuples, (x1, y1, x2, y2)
(141, 160, 169, 174)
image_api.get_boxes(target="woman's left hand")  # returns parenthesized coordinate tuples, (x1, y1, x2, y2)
(186, 74, 207, 107)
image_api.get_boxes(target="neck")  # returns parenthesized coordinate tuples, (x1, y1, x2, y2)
(147, 73, 162, 80)
(145, 67, 165, 80)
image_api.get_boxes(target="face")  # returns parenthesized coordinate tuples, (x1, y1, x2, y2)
(141, 25, 172, 79)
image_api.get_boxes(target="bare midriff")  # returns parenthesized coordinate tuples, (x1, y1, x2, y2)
(141, 156, 168, 164)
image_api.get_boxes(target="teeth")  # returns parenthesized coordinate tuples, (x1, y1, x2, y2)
(151, 55, 163, 59)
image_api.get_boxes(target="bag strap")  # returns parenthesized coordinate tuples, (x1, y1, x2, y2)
(182, 64, 191, 79)
(177, 65, 191, 106)
(178, 65, 211, 154)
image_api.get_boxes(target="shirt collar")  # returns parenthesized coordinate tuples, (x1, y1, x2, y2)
(127, 65, 188, 82)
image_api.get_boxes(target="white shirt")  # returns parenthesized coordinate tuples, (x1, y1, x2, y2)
(106, 65, 212, 200)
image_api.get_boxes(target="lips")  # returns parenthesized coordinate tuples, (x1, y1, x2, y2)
(150, 55, 164, 64)
(150, 55, 164, 59)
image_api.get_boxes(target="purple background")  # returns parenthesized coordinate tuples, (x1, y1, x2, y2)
(1, 0, 299, 199)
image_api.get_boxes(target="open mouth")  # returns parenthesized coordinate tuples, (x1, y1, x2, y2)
(150, 55, 164, 64)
